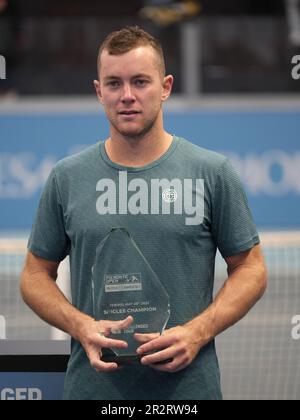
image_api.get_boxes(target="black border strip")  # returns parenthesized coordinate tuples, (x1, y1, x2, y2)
(0, 355, 69, 372)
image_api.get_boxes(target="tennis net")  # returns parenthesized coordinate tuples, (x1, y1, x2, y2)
(0, 232, 299, 399)
(214, 231, 300, 400)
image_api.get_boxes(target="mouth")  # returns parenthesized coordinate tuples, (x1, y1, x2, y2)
(118, 110, 141, 116)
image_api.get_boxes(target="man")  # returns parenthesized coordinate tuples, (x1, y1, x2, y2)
(20, 26, 267, 400)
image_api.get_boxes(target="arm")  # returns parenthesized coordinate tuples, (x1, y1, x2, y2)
(20, 251, 132, 371)
(136, 244, 267, 372)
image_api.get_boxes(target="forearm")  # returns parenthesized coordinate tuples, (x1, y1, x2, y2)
(20, 268, 92, 340)
(21, 265, 136, 372)
(186, 263, 267, 346)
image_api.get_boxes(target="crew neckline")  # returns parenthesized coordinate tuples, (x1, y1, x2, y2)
(99, 135, 179, 172)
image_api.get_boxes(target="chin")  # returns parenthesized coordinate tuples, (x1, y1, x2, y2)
(120, 130, 144, 139)
(111, 118, 156, 139)
(118, 127, 148, 138)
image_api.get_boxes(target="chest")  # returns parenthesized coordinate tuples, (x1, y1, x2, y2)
(64, 170, 211, 246)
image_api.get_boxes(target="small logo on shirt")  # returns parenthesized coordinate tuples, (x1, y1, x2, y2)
(162, 188, 178, 203)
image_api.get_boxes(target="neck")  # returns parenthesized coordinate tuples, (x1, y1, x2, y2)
(105, 125, 173, 167)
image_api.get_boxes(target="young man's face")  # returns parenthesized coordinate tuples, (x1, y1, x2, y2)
(95, 46, 173, 139)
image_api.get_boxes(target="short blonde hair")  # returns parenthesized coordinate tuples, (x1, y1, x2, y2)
(97, 26, 166, 78)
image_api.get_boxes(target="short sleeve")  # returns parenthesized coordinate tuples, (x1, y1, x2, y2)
(28, 167, 70, 262)
(211, 159, 260, 258)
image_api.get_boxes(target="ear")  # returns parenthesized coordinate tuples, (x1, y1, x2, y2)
(161, 75, 173, 102)
(94, 80, 103, 104)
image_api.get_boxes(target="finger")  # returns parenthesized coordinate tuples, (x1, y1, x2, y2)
(91, 358, 119, 372)
(88, 348, 119, 372)
(147, 353, 187, 373)
(93, 331, 129, 349)
(101, 337, 129, 349)
(98, 327, 111, 337)
(150, 360, 183, 373)
(111, 315, 134, 334)
(136, 334, 173, 355)
(134, 332, 160, 344)
(140, 348, 175, 366)
(116, 315, 134, 329)
(99, 316, 134, 335)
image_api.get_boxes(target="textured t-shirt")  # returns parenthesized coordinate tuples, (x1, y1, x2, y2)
(28, 136, 260, 400)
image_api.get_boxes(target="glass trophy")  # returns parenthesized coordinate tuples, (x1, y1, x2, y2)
(91, 227, 170, 364)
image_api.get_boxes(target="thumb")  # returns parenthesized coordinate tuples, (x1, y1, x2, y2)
(98, 316, 134, 336)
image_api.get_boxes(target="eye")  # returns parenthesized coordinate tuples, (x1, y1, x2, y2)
(135, 79, 148, 87)
(107, 80, 120, 88)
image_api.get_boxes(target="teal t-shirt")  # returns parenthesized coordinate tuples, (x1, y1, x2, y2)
(28, 136, 259, 400)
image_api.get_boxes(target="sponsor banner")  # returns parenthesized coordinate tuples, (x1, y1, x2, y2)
(0, 111, 299, 229)
(0, 373, 65, 400)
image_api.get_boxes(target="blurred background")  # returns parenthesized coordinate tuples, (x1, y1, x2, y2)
(0, 0, 300, 96)
(0, 0, 300, 400)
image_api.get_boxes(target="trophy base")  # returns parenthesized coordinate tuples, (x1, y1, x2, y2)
(102, 353, 142, 365)
(102, 350, 173, 366)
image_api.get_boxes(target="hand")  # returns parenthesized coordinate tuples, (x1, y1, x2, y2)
(135, 324, 203, 373)
(78, 315, 134, 372)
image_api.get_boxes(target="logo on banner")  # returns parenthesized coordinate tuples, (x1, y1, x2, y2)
(224, 150, 300, 196)
(0, 153, 55, 199)
(1, 388, 42, 400)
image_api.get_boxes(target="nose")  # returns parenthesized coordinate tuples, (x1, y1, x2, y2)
(120, 83, 135, 103)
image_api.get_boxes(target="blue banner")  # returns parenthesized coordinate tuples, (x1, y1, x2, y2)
(0, 372, 65, 400)
(0, 110, 299, 230)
